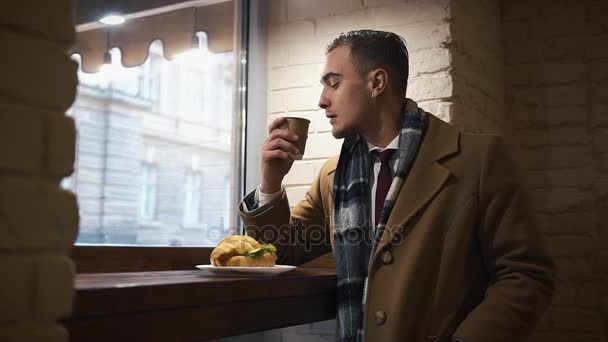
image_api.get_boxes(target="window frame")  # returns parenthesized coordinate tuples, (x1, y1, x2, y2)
(71, 0, 249, 273)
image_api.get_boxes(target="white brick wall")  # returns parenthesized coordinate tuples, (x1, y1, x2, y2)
(503, 0, 608, 340)
(0, 2, 78, 341)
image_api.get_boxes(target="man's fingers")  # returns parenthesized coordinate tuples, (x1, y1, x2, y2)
(264, 138, 300, 154)
(263, 149, 291, 161)
(268, 116, 287, 134)
(267, 127, 299, 143)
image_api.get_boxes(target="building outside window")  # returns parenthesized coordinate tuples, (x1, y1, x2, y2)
(183, 169, 202, 225)
(66, 27, 237, 246)
(140, 162, 158, 221)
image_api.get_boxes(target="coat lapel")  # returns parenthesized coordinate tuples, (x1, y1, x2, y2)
(371, 114, 460, 263)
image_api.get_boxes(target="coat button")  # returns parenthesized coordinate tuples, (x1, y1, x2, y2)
(375, 310, 387, 325)
(382, 251, 393, 265)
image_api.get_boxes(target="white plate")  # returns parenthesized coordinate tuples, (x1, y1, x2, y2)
(196, 264, 297, 277)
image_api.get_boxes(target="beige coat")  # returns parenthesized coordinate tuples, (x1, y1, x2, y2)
(239, 113, 555, 342)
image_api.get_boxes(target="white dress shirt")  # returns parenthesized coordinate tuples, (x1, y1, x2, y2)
(252, 135, 401, 227)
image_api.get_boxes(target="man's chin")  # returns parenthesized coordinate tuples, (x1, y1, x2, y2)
(331, 127, 356, 139)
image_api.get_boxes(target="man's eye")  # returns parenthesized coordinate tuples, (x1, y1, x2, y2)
(330, 82, 340, 89)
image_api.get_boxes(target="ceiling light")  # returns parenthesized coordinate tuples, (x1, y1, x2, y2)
(99, 14, 125, 25)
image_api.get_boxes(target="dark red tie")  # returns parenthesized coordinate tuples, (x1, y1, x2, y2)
(373, 149, 395, 227)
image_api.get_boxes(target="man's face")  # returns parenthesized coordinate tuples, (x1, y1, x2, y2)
(319, 45, 373, 139)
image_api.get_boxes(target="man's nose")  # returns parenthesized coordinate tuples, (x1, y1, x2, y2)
(318, 93, 329, 109)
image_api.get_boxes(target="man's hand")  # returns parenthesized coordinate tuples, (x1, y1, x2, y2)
(261, 117, 300, 194)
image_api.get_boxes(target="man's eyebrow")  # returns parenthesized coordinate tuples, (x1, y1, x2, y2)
(320, 72, 343, 84)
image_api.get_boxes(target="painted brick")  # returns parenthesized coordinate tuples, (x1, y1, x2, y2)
(35, 255, 74, 320)
(409, 48, 450, 77)
(511, 130, 547, 148)
(285, 87, 323, 112)
(503, 21, 529, 45)
(550, 308, 600, 332)
(530, 8, 586, 40)
(546, 126, 592, 146)
(539, 62, 586, 85)
(505, 65, 533, 87)
(543, 85, 587, 106)
(268, 91, 287, 114)
(284, 20, 315, 41)
(529, 188, 593, 213)
(592, 130, 608, 153)
(315, 9, 374, 40)
(283, 160, 317, 185)
(268, 0, 287, 26)
(554, 257, 594, 281)
(305, 132, 343, 159)
(502, 0, 539, 21)
(418, 101, 453, 122)
(0, 103, 45, 176)
(287, 0, 363, 22)
(530, 106, 587, 128)
(542, 36, 590, 62)
(46, 115, 76, 178)
(363, 0, 400, 7)
(591, 104, 608, 128)
(588, 35, 608, 60)
(0, 324, 68, 342)
(545, 168, 593, 188)
(511, 87, 542, 107)
(288, 40, 327, 66)
(0, 179, 79, 252)
(591, 60, 608, 81)
(0, 255, 74, 322)
(370, 1, 448, 28)
(0, 30, 78, 112)
(505, 40, 542, 65)
(589, 1, 608, 35)
(592, 82, 608, 105)
(269, 41, 288, 68)
(0, 1, 74, 45)
(552, 282, 575, 307)
(575, 283, 601, 309)
(285, 185, 310, 207)
(407, 70, 453, 102)
(546, 235, 595, 257)
(282, 64, 324, 89)
(388, 21, 451, 52)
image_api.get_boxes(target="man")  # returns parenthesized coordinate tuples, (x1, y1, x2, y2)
(239, 30, 555, 342)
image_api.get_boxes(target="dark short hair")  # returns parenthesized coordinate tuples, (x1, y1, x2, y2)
(326, 30, 409, 99)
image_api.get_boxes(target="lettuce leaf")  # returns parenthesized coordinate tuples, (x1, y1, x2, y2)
(241, 244, 277, 259)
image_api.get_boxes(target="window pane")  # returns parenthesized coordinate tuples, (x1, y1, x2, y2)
(67, 35, 237, 247)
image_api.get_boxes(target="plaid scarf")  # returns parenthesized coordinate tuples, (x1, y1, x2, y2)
(332, 99, 428, 342)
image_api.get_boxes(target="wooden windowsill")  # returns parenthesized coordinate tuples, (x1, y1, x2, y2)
(66, 265, 337, 341)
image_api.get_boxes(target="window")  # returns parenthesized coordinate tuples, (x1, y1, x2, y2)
(140, 162, 158, 220)
(183, 170, 202, 225)
(68, 29, 239, 247)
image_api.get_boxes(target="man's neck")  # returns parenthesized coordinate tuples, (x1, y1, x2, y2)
(362, 102, 403, 148)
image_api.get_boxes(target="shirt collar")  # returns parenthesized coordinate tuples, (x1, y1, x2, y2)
(367, 134, 399, 153)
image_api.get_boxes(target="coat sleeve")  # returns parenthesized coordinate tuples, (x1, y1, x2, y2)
(237, 160, 334, 266)
(452, 136, 556, 342)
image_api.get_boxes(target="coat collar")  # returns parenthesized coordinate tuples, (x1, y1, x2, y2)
(369, 113, 460, 266)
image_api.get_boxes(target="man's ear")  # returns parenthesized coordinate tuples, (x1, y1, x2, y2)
(368, 68, 388, 98)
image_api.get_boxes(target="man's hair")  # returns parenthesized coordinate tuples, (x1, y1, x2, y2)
(326, 30, 409, 99)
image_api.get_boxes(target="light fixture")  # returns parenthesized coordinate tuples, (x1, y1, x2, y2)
(191, 7, 199, 49)
(103, 27, 112, 66)
(99, 27, 115, 76)
(99, 14, 125, 25)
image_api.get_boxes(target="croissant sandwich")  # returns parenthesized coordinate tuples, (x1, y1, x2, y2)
(210, 235, 277, 267)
